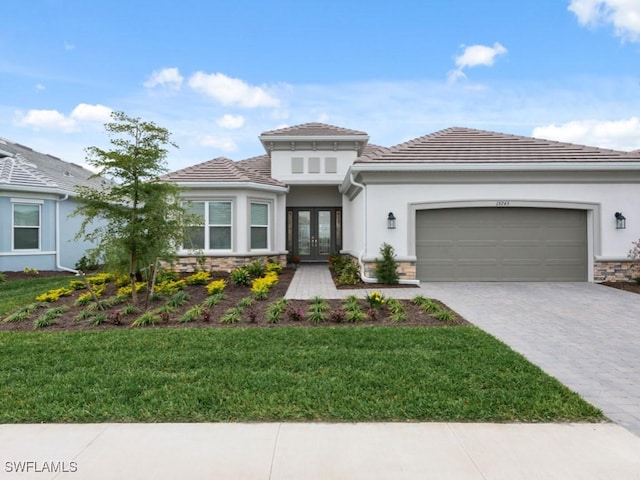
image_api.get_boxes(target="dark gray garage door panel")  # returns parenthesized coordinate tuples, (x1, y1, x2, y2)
(416, 208, 587, 281)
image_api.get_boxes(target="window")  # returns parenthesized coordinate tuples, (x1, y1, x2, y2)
(325, 157, 337, 174)
(209, 201, 232, 249)
(183, 201, 232, 250)
(13, 203, 41, 250)
(308, 157, 321, 173)
(292, 157, 304, 174)
(250, 202, 269, 250)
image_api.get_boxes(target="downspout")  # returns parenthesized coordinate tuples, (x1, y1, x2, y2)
(348, 172, 420, 286)
(55, 194, 79, 274)
(349, 172, 377, 283)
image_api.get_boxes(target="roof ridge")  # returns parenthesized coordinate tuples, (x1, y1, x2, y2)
(261, 122, 368, 136)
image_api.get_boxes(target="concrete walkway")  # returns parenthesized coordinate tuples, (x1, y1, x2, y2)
(287, 265, 640, 436)
(1, 423, 640, 479)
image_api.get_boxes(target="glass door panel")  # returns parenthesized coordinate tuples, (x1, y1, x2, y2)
(297, 211, 311, 256)
(317, 210, 331, 256)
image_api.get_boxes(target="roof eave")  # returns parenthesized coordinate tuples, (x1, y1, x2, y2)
(173, 181, 289, 193)
(349, 161, 640, 172)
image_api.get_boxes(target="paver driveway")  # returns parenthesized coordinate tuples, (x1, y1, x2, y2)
(422, 282, 640, 436)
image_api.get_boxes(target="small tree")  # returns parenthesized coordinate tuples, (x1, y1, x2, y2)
(73, 111, 188, 303)
(375, 243, 399, 285)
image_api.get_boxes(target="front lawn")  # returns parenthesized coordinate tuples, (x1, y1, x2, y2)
(0, 274, 73, 317)
(0, 327, 604, 423)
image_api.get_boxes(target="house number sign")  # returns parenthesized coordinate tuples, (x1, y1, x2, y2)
(496, 201, 510, 207)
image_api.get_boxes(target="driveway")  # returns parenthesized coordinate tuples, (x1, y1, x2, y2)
(421, 282, 640, 436)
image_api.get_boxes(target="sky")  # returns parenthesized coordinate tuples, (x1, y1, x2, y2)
(2, 0, 640, 172)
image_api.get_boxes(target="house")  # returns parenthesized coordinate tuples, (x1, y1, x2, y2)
(0, 137, 105, 272)
(163, 123, 640, 283)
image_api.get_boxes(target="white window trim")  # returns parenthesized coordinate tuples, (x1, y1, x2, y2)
(249, 200, 270, 251)
(181, 199, 234, 252)
(12, 202, 42, 251)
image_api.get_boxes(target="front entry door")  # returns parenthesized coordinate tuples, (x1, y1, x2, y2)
(288, 208, 341, 262)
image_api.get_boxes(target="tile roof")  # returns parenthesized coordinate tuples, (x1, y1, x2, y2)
(355, 127, 640, 163)
(160, 157, 286, 188)
(260, 122, 367, 137)
(0, 137, 106, 193)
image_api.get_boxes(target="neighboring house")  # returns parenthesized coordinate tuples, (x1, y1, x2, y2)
(0, 137, 105, 272)
(163, 123, 640, 283)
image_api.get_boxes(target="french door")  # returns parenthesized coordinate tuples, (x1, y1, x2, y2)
(287, 208, 341, 262)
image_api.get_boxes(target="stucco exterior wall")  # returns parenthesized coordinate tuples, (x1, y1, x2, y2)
(270, 150, 359, 185)
(341, 172, 640, 282)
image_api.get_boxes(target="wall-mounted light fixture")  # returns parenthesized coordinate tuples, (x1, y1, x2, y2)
(615, 212, 626, 229)
(387, 212, 396, 230)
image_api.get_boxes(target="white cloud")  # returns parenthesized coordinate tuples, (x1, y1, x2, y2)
(144, 67, 184, 90)
(198, 135, 237, 152)
(216, 114, 245, 129)
(15, 109, 77, 132)
(188, 72, 280, 108)
(569, 0, 640, 42)
(35, 83, 45, 91)
(448, 43, 507, 83)
(64, 42, 75, 51)
(14, 103, 113, 133)
(71, 103, 113, 123)
(533, 117, 640, 151)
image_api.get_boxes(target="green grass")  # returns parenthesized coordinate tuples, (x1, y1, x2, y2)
(0, 275, 72, 317)
(0, 327, 603, 423)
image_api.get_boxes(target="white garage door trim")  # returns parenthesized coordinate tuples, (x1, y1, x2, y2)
(409, 200, 598, 282)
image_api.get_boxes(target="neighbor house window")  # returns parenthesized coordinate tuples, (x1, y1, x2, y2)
(13, 203, 41, 250)
(183, 201, 232, 250)
(250, 202, 269, 250)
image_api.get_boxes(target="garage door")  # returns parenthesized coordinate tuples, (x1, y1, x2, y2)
(416, 207, 587, 281)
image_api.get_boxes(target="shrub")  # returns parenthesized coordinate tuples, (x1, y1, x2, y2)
(75, 255, 99, 272)
(365, 291, 385, 309)
(434, 309, 454, 323)
(220, 306, 243, 324)
(206, 279, 227, 295)
(265, 260, 283, 274)
(245, 259, 266, 278)
(23, 267, 39, 276)
(3, 302, 44, 323)
(69, 279, 86, 290)
(374, 243, 399, 285)
(34, 306, 69, 328)
(154, 279, 186, 296)
(179, 305, 203, 323)
(132, 311, 161, 327)
(267, 298, 288, 324)
(35, 287, 73, 303)
(336, 258, 360, 286)
(307, 296, 329, 323)
(117, 282, 146, 297)
(251, 272, 278, 300)
(185, 271, 211, 285)
(386, 298, 407, 322)
(167, 290, 189, 308)
(286, 306, 305, 322)
(203, 293, 225, 308)
(343, 297, 366, 323)
(229, 267, 251, 286)
(329, 307, 346, 323)
(87, 272, 114, 285)
(90, 313, 107, 326)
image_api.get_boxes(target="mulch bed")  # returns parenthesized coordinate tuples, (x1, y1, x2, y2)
(601, 281, 640, 294)
(0, 269, 467, 331)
